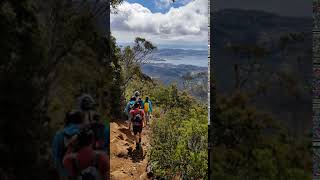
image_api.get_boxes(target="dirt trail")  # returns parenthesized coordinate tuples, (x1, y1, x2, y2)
(110, 120, 152, 180)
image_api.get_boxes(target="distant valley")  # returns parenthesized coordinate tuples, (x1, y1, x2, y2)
(142, 63, 207, 85)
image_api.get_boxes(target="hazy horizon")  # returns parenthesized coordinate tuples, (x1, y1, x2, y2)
(215, 0, 312, 18)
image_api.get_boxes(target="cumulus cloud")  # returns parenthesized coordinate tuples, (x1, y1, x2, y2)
(111, 0, 208, 46)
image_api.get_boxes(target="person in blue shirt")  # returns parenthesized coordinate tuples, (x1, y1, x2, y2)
(52, 111, 83, 180)
(125, 96, 136, 130)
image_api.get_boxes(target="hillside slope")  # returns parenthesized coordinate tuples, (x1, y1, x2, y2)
(212, 9, 312, 135)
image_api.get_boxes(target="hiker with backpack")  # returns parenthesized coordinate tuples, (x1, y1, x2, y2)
(52, 110, 84, 180)
(53, 94, 109, 179)
(130, 101, 145, 150)
(63, 127, 109, 180)
(125, 96, 136, 130)
(77, 94, 109, 152)
(144, 96, 153, 126)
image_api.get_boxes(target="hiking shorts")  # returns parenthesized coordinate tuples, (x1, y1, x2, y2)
(133, 125, 142, 135)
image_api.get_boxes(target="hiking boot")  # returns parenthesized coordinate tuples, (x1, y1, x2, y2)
(136, 143, 140, 150)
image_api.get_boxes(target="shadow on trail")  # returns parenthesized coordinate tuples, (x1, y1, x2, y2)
(127, 146, 146, 163)
(111, 119, 128, 127)
(119, 128, 136, 141)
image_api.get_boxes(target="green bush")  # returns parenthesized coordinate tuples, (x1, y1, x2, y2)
(149, 86, 208, 179)
(211, 93, 312, 180)
(152, 107, 162, 119)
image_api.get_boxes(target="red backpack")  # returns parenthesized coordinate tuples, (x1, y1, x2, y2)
(132, 110, 143, 126)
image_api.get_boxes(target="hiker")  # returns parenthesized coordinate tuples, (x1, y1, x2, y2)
(53, 94, 109, 179)
(63, 127, 109, 180)
(77, 94, 109, 151)
(130, 101, 145, 150)
(77, 94, 97, 124)
(52, 110, 84, 180)
(134, 91, 140, 100)
(138, 97, 144, 110)
(144, 96, 153, 126)
(125, 96, 136, 130)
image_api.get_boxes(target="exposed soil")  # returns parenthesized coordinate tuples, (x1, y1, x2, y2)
(110, 120, 152, 180)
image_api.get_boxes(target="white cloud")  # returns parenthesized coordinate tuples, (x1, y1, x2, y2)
(110, 0, 208, 46)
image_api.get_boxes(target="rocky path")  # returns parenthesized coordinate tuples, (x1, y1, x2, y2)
(110, 120, 152, 180)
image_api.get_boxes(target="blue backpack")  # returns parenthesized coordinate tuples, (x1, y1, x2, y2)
(52, 124, 80, 176)
(127, 100, 135, 112)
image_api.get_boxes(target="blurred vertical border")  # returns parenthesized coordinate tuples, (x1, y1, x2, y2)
(313, 0, 320, 179)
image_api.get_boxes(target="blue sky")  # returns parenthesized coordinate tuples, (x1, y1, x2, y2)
(110, 0, 208, 49)
(126, 0, 191, 14)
